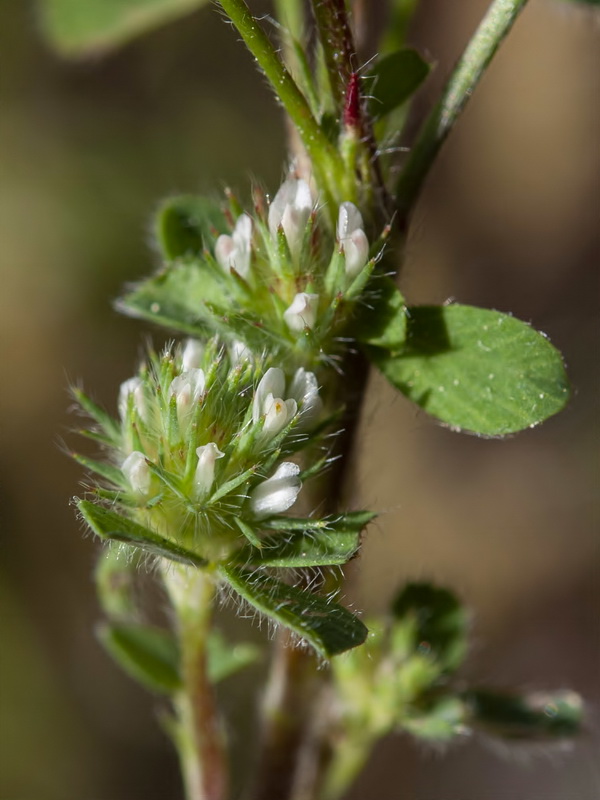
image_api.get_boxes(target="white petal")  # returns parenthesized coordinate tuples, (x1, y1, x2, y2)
(283, 292, 319, 333)
(170, 369, 206, 424)
(288, 368, 322, 425)
(337, 201, 364, 239)
(343, 228, 369, 278)
(253, 368, 286, 422)
(122, 451, 151, 494)
(250, 462, 302, 518)
(230, 339, 252, 364)
(231, 213, 253, 278)
(263, 395, 298, 437)
(118, 377, 145, 420)
(182, 339, 204, 371)
(268, 178, 312, 245)
(194, 442, 225, 497)
(215, 234, 235, 272)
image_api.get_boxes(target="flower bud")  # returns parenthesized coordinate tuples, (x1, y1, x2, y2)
(268, 178, 312, 256)
(283, 292, 319, 333)
(118, 376, 145, 420)
(122, 451, 151, 495)
(169, 368, 206, 427)
(250, 462, 302, 518)
(337, 201, 369, 278)
(288, 368, 322, 426)
(194, 442, 225, 498)
(215, 213, 253, 278)
(181, 339, 204, 371)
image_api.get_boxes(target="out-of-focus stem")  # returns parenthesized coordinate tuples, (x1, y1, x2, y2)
(396, 0, 530, 222)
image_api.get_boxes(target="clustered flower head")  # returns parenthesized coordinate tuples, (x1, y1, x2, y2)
(77, 340, 326, 563)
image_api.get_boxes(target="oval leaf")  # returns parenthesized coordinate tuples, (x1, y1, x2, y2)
(40, 0, 210, 57)
(219, 566, 368, 658)
(369, 304, 570, 436)
(98, 622, 181, 693)
(155, 195, 227, 261)
(367, 48, 430, 118)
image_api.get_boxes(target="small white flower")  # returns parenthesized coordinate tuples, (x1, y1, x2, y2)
(194, 442, 225, 497)
(283, 292, 319, 333)
(215, 213, 253, 278)
(181, 339, 204, 371)
(230, 339, 252, 364)
(118, 376, 146, 420)
(337, 201, 369, 279)
(253, 368, 297, 437)
(169, 368, 206, 427)
(288, 368, 322, 426)
(122, 451, 151, 494)
(250, 462, 302, 518)
(268, 178, 313, 256)
(253, 368, 286, 423)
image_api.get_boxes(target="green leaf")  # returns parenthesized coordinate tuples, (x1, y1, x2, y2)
(39, 0, 210, 57)
(95, 543, 140, 621)
(392, 582, 468, 673)
(219, 565, 368, 658)
(154, 195, 227, 261)
(355, 277, 407, 352)
(262, 511, 376, 533)
(369, 304, 570, 436)
(72, 453, 128, 489)
(206, 631, 261, 683)
(367, 48, 430, 119)
(78, 500, 208, 567)
(465, 689, 583, 739)
(98, 622, 181, 693)
(236, 528, 361, 568)
(117, 259, 228, 337)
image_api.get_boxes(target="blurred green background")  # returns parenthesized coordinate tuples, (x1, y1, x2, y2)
(1, 0, 598, 798)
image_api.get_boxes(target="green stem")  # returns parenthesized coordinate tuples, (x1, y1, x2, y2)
(168, 569, 228, 800)
(217, 0, 347, 209)
(396, 0, 530, 221)
(311, 0, 355, 111)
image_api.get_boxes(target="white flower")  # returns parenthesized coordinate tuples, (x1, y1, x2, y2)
(181, 339, 204, 371)
(268, 178, 313, 256)
(288, 368, 323, 426)
(253, 368, 297, 437)
(118, 376, 146, 420)
(215, 213, 253, 278)
(122, 451, 151, 494)
(169, 368, 206, 427)
(250, 462, 302, 518)
(337, 201, 369, 279)
(283, 292, 319, 333)
(230, 339, 252, 364)
(194, 442, 225, 497)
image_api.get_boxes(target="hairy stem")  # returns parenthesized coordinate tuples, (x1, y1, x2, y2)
(169, 569, 228, 800)
(396, 0, 530, 222)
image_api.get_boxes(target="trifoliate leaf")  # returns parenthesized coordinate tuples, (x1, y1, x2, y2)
(369, 304, 570, 436)
(219, 565, 368, 658)
(392, 582, 468, 674)
(98, 622, 181, 693)
(79, 500, 208, 567)
(39, 0, 210, 58)
(367, 48, 430, 118)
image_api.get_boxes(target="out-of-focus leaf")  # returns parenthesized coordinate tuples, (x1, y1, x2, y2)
(155, 196, 227, 261)
(40, 0, 210, 58)
(465, 689, 583, 739)
(219, 565, 368, 658)
(98, 622, 181, 693)
(78, 500, 208, 566)
(206, 631, 261, 682)
(367, 48, 430, 118)
(369, 304, 570, 436)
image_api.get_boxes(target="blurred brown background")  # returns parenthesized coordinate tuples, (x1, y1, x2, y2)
(1, 0, 598, 798)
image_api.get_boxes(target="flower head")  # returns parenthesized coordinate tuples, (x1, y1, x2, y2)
(268, 178, 313, 256)
(215, 213, 253, 278)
